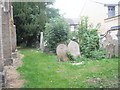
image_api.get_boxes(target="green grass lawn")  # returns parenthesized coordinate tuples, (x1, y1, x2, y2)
(18, 49, 119, 88)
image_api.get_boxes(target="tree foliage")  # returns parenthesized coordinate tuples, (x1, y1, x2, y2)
(44, 17, 69, 53)
(12, 2, 60, 47)
(46, 8, 60, 19)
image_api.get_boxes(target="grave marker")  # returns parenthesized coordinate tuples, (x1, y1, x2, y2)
(68, 41, 80, 59)
(40, 32, 44, 51)
(56, 44, 69, 62)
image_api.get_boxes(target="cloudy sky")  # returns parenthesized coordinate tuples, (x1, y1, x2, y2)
(53, 0, 120, 18)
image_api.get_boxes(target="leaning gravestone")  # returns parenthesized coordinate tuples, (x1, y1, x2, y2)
(56, 44, 69, 62)
(68, 41, 80, 59)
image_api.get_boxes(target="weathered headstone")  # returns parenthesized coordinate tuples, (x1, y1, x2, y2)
(56, 44, 69, 62)
(106, 44, 115, 58)
(40, 32, 44, 51)
(102, 33, 112, 48)
(68, 41, 80, 59)
(111, 39, 118, 57)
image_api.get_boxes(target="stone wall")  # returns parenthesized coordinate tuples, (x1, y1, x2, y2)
(2, 6, 12, 59)
(0, 1, 17, 88)
(0, 4, 4, 88)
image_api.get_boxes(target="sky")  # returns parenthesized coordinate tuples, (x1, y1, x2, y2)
(53, 0, 120, 18)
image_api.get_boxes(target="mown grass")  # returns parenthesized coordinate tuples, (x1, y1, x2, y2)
(18, 49, 119, 88)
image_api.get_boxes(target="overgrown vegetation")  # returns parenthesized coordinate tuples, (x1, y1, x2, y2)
(13, 2, 60, 47)
(18, 49, 119, 88)
(75, 16, 104, 59)
(44, 17, 69, 53)
(91, 48, 106, 60)
(67, 52, 75, 61)
(77, 16, 99, 58)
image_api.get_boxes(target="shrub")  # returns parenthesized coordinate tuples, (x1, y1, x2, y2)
(77, 16, 100, 58)
(44, 17, 69, 53)
(91, 48, 105, 60)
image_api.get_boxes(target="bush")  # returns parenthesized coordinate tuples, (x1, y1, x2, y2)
(77, 16, 100, 58)
(68, 31, 78, 41)
(44, 17, 69, 53)
(91, 48, 105, 60)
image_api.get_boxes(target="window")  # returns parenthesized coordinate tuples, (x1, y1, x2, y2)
(108, 6, 115, 18)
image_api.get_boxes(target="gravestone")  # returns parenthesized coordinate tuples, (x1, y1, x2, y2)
(68, 41, 80, 59)
(102, 33, 112, 48)
(56, 44, 69, 62)
(106, 44, 115, 58)
(102, 32, 116, 58)
(40, 32, 44, 51)
(111, 39, 118, 57)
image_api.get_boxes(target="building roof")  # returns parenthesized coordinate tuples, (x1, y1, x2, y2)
(104, 4, 118, 6)
(110, 25, 120, 30)
(66, 18, 80, 25)
(93, 0, 119, 5)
